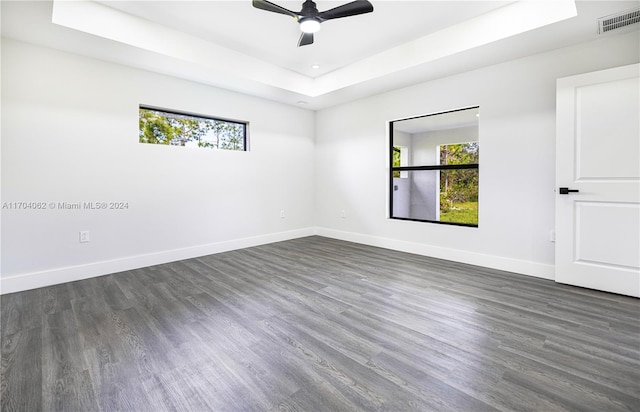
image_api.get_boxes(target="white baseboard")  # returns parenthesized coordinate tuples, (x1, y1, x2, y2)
(315, 227, 555, 281)
(0, 228, 315, 295)
(1, 226, 554, 295)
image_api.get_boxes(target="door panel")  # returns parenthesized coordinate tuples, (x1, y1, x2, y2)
(556, 64, 640, 297)
(576, 77, 640, 179)
(575, 202, 639, 268)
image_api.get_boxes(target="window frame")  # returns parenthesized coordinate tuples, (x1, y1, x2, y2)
(139, 105, 249, 151)
(389, 107, 479, 228)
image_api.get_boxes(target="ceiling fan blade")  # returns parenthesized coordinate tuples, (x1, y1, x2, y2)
(298, 32, 314, 47)
(252, 0, 298, 18)
(318, 0, 373, 21)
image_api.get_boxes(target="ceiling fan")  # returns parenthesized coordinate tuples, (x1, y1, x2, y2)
(252, 0, 374, 47)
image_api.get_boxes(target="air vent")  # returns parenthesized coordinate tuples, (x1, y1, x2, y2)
(598, 8, 640, 34)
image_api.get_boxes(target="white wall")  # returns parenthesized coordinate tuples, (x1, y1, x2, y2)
(3, 31, 638, 293)
(1, 39, 316, 293)
(315, 31, 639, 279)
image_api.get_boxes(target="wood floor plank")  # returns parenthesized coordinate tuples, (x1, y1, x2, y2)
(42, 309, 99, 411)
(1, 289, 43, 336)
(42, 283, 72, 315)
(1, 327, 42, 412)
(1, 236, 639, 411)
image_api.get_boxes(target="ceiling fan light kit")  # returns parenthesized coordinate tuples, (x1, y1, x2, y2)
(252, 0, 374, 46)
(300, 19, 321, 33)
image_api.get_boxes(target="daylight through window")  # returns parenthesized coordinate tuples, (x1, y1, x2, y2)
(139, 106, 247, 151)
(390, 107, 479, 227)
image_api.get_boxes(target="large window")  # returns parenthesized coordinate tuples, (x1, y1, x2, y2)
(390, 107, 479, 227)
(139, 106, 247, 151)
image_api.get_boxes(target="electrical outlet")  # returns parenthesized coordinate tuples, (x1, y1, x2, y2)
(280, 210, 286, 219)
(79, 230, 90, 243)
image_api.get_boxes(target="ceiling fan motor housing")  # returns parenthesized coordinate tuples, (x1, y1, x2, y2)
(253, 0, 374, 46)
(300, 0, 320, 20)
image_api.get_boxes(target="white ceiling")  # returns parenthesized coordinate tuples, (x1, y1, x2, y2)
(2, 1, 638, 110)
(96, 1, 512, 78)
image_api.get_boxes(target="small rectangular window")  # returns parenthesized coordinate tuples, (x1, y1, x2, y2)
(139, 106, 247, 151)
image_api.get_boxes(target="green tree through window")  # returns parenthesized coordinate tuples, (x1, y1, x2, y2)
(139, 107, 246, 151)
(439, 142, 479, 225)
(393, 147, 402, 178)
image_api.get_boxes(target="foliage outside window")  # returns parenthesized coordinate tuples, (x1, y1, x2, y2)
(390, 107, 479, 227)
(439, 143, 479, 225)
(139, 106, 247, 151)
(393, 147, 402, 178)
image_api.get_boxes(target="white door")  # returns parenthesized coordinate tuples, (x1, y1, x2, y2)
(556, 64, 640, 297)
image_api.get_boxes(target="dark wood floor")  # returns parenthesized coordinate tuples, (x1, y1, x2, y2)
(2, 236, 639, 411)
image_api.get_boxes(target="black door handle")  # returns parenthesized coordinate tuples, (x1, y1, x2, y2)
(559, 187, 579, 195)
